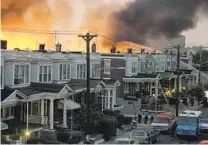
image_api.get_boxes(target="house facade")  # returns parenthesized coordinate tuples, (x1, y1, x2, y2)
(0, 49, 120, 143)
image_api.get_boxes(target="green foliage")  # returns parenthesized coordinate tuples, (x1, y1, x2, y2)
(124, 117, 132, 125)
(74, 103, 103, 133)
(98, 115, 118, 141)
(193, 50, 208, 64)
(27, 138, 41, 144)
(117, 115, 125, 128)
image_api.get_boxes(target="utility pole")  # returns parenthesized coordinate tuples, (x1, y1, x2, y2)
(174, 44, 183, 117)
(198, 45, 202, 86)
(78, 33, 97, 137)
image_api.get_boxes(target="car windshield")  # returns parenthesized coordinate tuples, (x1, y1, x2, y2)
(114, 140, 129, 144)
(200, 119, 208, 123)
(178, 116, 197, 125)
(153, 117, 170, 123)
(131, 131, 145, 137)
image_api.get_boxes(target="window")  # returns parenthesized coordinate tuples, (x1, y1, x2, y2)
(110, 90, 113, 96)
(39, 65, 52, 82)
(59, 64, 70, 80)
(1, 106, 15, 120)
(104, 59, 111, 74)
(14, 65, 29, 85)
(178, 116, 197, 125)
(132, 62, 137, 73)
(1, 66, 3, 88)
(140, 62, 145, 73)
(77, 64, 86, 79)
(91, 63, 100, 78)
(167, 61, 171, 67)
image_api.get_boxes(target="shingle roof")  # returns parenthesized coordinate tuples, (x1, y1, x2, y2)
(129, 73, 158, 78)
(1, 87, 15, 102)
(103, 79, 117, 85)
(68, 79, 102, 90)
(15, 82, 65, 96)
(157, 72, 175, 80)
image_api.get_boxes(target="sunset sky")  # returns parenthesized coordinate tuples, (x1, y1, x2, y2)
(1, 0, 208, 52)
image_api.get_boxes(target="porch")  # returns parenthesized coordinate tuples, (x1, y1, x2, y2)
(123, 73, 162, 97)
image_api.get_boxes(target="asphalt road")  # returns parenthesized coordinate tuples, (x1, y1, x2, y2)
(104, 105, 208, 144)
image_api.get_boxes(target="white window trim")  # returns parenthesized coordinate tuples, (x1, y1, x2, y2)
(59, 64, 71, 81)
(104, 59, 111, 75)
(13, 64, 30, 85)
(38, 64, 52, 83)
(91, 63, 100, 78)
(77, 64, 86, 79)
(132, 62, 137, 73)
(1, 106, 15, 121)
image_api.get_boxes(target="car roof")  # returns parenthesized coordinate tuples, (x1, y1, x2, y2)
(115, 138, 132, 141)
(156, 112, 174, 119)
(200, 140, 208, 144)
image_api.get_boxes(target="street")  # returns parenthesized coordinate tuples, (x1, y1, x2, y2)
(104, 106, 208, 144)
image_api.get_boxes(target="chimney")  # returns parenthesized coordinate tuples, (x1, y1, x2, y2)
(91, 42, 96, 53)
(1, 40, 7, 50)
(55, 43, 62, 52)
(141, 48, 145, 54)
(39, 44, 45, 51)
(110, 46, 116, 53)
(14, 48, 20, 51)
(127, 48, 133, 54)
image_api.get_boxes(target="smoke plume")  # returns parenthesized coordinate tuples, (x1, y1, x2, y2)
(113, 0, 208, 45)
(1, 0, 208, 51)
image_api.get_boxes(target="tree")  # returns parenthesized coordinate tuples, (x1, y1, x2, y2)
(193, 50, 208, 64)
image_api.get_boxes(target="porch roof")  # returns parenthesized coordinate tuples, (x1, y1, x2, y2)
(1, 87, 15, 102)
(157, 72, 176, 80)
(0, 121, 8, 131)
(58, 99, 81, 110)
(123, 73, 161, 82)
(16, 82, 66, 96)
(68, 79, 106, 91)
(103, 79, 121, 87)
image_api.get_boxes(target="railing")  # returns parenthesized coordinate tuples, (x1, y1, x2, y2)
(28, 115, 42, 125)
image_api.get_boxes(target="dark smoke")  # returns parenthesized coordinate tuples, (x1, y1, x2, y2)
(114, 0, 208, 44)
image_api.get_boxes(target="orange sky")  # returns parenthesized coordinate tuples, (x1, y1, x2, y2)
(1, 0, 207, 52)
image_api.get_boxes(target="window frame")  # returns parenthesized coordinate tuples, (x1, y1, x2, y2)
(38, 65, 52, 83)
(77, 64, 86, 79)
(59, 64, 71, 80)
(14, 64, 30, 85)
(104, 59, 111, 74)
(132, 62, 137, 73)
(91, 63, 100, 78)
(1, 106, 15, 121)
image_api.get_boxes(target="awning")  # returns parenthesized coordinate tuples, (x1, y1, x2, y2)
(58, 99, 81, 110)
(1, 121, 8, 130)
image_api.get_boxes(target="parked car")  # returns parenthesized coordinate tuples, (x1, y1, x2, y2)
(199, 140, 208, 144)
(199, 119, 208, 133)
(129, 128, 160, 144)
(114, 138, 136, 144)
(151, 112, 176, 133)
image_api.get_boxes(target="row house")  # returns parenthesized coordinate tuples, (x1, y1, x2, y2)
(0, 47, 121, 143)
(123, 50, 186, 99)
